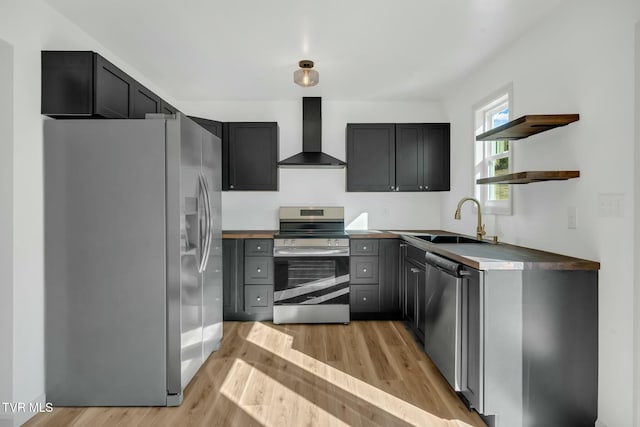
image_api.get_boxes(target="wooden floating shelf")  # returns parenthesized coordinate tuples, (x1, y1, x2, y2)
(476, 171, 580, 185)
(476, 114, 580, 141)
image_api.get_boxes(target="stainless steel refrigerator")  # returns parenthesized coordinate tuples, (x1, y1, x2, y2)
(44, 113, 222, 406)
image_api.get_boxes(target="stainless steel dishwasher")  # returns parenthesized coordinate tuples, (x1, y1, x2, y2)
(423, 251, 465, 391)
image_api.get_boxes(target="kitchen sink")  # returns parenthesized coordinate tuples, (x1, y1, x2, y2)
(412, 234, 486, 244)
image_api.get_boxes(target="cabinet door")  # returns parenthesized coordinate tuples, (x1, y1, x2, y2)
(395, 124, 423, 191)
(403, 260, 418, 326)
(160, 100, 177, 115)
(223, 239, 244, 317)
(350, 284, 380, 312)
(415, 263, 426, 342)
(93, 54, 133, 118)
(378, 239, 400, 314)
(422, 123, 450, 191)
(350, 256, 379, 284)
(346, 124, 395, 192)
(244, 239, 273, 257)
(226, 122, 278, 191)
(244, 257, 273, 285)
(131, 82, 161, 119)
(244, 284, 273, 313)
(351, 239, 378, 256)
(190, 116, 223, 138)
(41, 51, 94, 117)
(461, 267, 483, 412)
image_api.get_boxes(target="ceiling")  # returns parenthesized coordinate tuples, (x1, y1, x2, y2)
(44, 0, 570, 102)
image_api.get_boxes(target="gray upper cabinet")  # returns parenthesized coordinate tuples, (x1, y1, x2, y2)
(395, 124, 423, 191)
(224, 122, 279, 191)
(131, 82, 161, 119)
(346, 124, 396, 192)
(346, 123, 450, 192)
(189, 116, 223, 138)
(41, 51, 176, 119)
(422, 124, 450, 191)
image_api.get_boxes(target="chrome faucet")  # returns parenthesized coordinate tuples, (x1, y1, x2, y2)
(454, 197, 486, 241)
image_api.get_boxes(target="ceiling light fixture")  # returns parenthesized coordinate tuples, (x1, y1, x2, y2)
(293, 60, 319, 87)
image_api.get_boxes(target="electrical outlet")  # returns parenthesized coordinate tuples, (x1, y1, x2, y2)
(568, 206, 577, 229)
(598, 193, 625, 218)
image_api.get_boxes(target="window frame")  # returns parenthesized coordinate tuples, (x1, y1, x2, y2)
(473, 84, 514, 215)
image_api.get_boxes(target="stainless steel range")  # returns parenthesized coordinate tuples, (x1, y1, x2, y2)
(273, 207, 350, 324)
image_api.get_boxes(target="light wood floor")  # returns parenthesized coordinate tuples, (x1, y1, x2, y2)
(26, 321, 485, 427)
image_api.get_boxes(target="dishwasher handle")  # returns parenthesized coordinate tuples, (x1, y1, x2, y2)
(425, 252, 463, 277)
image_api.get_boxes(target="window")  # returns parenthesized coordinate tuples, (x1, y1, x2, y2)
(474, 86, 512, 215)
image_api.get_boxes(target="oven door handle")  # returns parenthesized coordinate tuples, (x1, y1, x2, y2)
(273, 248, 350, 257)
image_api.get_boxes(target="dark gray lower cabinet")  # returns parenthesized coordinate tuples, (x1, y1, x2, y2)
(400, 243, 599, 427)
(223, 239, 244, 318)
(401, 243, 426, 341)
(223, 238, 273, 321)
(349, 239, 400, 319)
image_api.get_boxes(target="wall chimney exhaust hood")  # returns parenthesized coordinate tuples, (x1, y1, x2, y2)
(278, 97, 346, 168)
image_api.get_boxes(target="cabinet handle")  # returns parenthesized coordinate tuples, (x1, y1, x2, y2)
(257, 246, 262, 251)
(396, 186, 399, 192)
(257, 267, 262, 273)
(363, 246, 367, 250)
(362, 297, 367, 301)
(424, 186, 429, 190)
(363, 268, 367, 273)
(256, 296, 261, 302)
(419, 185, 423, 190)
(230, 184, 234, 189)
(390, 186, 394, 190)
(410, 268, 420, 273)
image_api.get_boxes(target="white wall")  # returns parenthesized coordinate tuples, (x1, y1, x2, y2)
(181, 100, 446, 230)
(0, 2, 179, 425)
(0, 39, 14, 427)
(441, 1, 640, 426)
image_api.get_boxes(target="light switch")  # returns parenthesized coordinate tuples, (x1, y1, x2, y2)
(568, 206, 577, 229)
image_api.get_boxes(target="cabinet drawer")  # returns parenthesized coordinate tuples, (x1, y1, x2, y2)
(244, 257, 273, 284)
(350, 284, 380, 312)
(245, 285, 273, 313)
(244, 239, 273, 257)
(350, 256, 379, 284)
(351, 239, 379, 255)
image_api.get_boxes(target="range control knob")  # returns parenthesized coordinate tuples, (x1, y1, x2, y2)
(333, 239, 340, 246)
(284, 239, 289, 246)
(291, 239, 296, 246)
(327, 239, 333, 246)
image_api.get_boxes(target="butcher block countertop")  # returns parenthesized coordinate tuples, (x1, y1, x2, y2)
(222, 230, 277, 239)
(222, 229, 600, 271)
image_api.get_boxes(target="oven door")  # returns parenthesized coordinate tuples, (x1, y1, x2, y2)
(274, 253, 350, 306)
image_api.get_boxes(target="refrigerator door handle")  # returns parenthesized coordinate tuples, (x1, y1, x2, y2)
(197, 174, 208, 273)
(200, 173, 213, 272)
